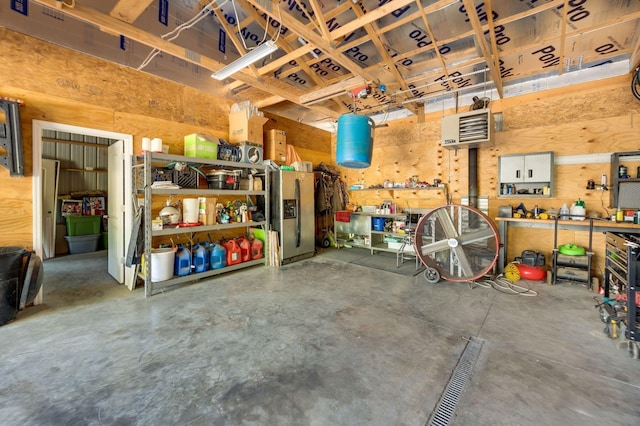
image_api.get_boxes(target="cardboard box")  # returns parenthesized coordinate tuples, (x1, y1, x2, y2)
(61, 199, 82, 216)
(184, 134, 219, 159)
(265, 129, 287, 162)
(234, 141, 263, 164)
(83, 197, 106, 216)
(229, 111, 268, 144)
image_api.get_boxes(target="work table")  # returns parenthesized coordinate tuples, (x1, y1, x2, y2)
(494, 217, 640, 273)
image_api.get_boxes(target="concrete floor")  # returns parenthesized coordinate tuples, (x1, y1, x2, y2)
(1, 248, 639, 425)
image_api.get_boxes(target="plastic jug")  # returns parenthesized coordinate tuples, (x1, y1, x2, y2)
(569, 203, 586, 221)
(174, 246, 191, 276)
(250, 237, 264, 260)
(559, 203, 569, 220)
(210, 243, 227, 269)
(201, 242, 211, 270)
(191, 243, 208, 273)
(236, 236, 251, 262)
(223, 239, 242, 266)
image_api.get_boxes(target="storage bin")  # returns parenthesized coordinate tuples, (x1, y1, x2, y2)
(151, 248, 175, 282)
(65, 215, 102, 236)
(372, 217, 386, 231)
(64, 234, 100, 254)
(206, 170, 227, 190)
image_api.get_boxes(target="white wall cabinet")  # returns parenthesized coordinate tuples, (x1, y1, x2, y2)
(498, 151, 554, 197)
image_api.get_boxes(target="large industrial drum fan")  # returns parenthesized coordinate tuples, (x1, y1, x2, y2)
(414, 205, 500, 283)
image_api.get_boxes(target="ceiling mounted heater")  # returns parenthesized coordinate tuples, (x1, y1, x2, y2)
(441, 109, 494, 150)
(336, 113, 374, 169)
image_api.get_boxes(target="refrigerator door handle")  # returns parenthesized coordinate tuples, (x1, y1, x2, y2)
(294, 178, 301, 248)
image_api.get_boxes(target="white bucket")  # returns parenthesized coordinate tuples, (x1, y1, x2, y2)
(151, 248, 175, 281)
(183, 198, 199, 223)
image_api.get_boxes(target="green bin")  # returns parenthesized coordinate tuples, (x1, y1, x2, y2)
(65, 215, 102, 236)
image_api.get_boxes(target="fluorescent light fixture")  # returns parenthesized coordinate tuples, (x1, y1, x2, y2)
(211, 40, 278, 80)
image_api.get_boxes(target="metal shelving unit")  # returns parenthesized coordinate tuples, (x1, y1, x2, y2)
(551, 217, 593, 286)
(134, 151, 269, 297)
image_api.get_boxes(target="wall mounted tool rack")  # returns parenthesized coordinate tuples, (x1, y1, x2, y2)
(0, 99, 24, 176)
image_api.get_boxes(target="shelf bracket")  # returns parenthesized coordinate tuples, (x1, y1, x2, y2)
(0, 100, 24, 177)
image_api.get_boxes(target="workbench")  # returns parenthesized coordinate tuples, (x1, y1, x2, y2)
(494, 217, 640, 274)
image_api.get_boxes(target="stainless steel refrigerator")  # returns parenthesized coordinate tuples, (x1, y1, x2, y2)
(270, 169, 315, 264)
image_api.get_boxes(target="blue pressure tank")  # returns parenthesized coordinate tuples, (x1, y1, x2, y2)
(336, 114, 374, 168)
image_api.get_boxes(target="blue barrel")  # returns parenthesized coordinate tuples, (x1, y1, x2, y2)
(210, 243, 227, 270)
(174, 246, 191, 277)
(192, 244, 208, 273)
(336, 114, 374, 168)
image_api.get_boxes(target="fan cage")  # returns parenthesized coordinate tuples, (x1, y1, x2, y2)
(413, 205, 499, 282)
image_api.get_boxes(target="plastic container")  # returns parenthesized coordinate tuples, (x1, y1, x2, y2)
(210, 243, 227, 269)
(191, 243, 208, 273)
(222, 239, 242, 266)
(237, 236, 251, 262)
(64, 234, 100, 254)
(101, 232, 108, 250)
(372, 217, 386, 231)
(225, 170, 241, 190)
(206, 170, 227, 190)
(174, 246, 191, 276)
(182, 198, 199, 223)
(559, 203, 569, 220)
(65, 215, 102, 236)
(336, 114, 374, 168)
(250, 237, 264, 260)
(151, 248, 175, 282)
(0, 247, 30, 326)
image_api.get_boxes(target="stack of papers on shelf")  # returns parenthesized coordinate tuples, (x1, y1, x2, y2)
(151, 181, 181, 189)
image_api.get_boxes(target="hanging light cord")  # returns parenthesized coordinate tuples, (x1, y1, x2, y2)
(138, 0, 226, 71)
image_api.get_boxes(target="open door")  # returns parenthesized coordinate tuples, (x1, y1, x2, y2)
(41, 159, 60, 260)
(107, 140, 134, 288)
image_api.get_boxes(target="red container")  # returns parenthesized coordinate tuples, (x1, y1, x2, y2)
(335, 211, 352, 222)
(222, 239, 242, 266)
(236, 236, 251, 262)
(250, 237, 264, 260)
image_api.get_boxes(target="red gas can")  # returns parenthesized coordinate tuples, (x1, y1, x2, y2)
(222, 239, 242, 266)
(250, 237, 263, 260)
(236, 236, 251, 262)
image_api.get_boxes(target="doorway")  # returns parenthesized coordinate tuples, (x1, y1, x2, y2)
(32, 121, 134, 290)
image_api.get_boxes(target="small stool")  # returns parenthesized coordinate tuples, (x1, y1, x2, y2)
(396, 227, 419, 269)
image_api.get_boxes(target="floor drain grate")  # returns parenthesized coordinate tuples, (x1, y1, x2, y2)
(427, 337, 484, 426)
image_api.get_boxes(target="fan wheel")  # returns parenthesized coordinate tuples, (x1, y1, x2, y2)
(423, 267, 440, 284)
(413, 205, 500, 283)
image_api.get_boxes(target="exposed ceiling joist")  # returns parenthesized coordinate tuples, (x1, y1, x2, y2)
(329, 0, 417, 41)
(29, 0, 340, 120)
(350, 4, 406, 91)
(109, 0, 153, 23)
(415, 0, 449, 81)
(12, 0, 636, 130)
(253, 95, 287, 108)
(299, 76, 367, 105)
(308, 0, 332, 41)
(461, 0, 504, 98)
(243, 0, 377, 83)
(235, 0, 349, 113)
(556, 0, 570, 76)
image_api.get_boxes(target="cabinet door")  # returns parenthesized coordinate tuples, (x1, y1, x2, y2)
(523, 153, 552, 182)
(499, 155, 525, 183)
